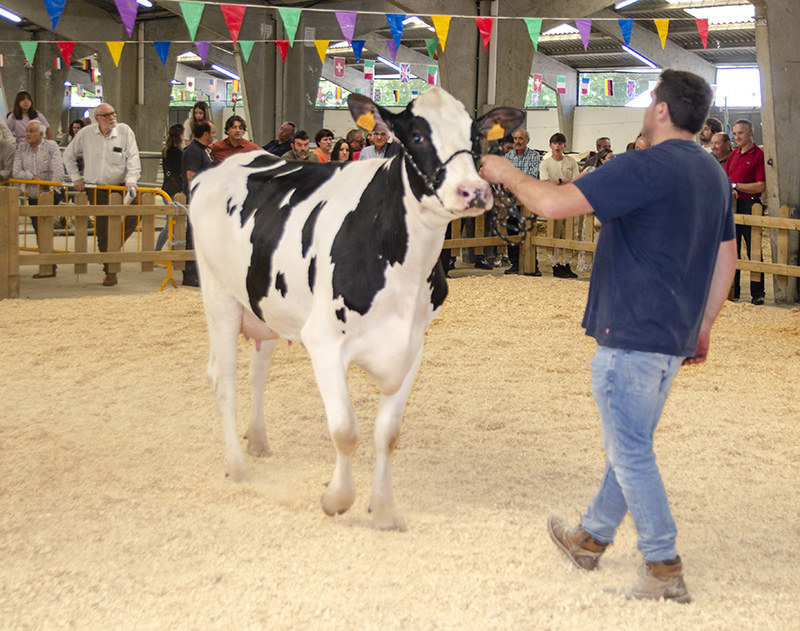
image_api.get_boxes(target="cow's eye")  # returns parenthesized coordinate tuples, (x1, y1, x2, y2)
(412, 132, 426, 144)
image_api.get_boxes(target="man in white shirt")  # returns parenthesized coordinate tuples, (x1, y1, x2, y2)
(539, 133, 580, 278)
(357, 129, 400, 160)
(64, 103, 141, 286)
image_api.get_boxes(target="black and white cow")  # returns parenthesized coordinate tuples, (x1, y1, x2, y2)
(189, 87, 523, 530)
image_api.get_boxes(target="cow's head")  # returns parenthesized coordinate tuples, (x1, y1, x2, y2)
(348, 88, 523, 220)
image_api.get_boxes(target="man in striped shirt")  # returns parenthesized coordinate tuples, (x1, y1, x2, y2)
(504, 129, 540, 275)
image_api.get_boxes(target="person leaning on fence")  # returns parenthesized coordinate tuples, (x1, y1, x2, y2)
(180, 120, 216, 288)
(63, 102, 142, 287)
(13, 120, 65, 279)
(480, 69, 737, 604)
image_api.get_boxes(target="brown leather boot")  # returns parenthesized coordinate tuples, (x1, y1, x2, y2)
(607, 556, 692, 604)
(547, 514, 608, 571)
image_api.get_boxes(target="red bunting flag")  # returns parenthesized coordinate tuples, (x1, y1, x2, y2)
(275, 40, 289, 64)
(695, 19, 709, 49)
(57, 42, 75, 68)
(475, 17, 493, 51)
(220, 4, 246, 46)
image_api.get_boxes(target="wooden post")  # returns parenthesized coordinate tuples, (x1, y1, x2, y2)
(74, 193, 89, 275)
(173, 209, 186, 273)
(106, 191, 123, 274)
(776, 205, 789, 288)
(36, 191, 56, 278)
(751, 203, 763, 287)
(140, 192, 156, 272)
(0, 186, 20, 299)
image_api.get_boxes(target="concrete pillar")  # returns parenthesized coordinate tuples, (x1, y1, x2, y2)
(280, 24, 324, 138)
(754, 0, 799, 303)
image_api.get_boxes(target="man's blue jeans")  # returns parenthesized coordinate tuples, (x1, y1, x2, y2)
(581, 346, 683, 562)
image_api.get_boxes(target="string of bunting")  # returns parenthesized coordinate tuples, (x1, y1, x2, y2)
(23, 0, 711, 73)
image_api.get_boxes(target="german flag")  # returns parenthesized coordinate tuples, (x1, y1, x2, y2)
(604, 79, 614, 96)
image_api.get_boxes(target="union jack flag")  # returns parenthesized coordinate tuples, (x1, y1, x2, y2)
(627, 80, 636, 98)
(399, 63, 410, 83)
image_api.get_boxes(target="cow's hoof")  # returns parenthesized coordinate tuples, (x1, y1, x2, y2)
(225, 460, 249, 482)
(320, 487, 355, 517)
(246, 443, 271, 458)
(368, 502, 407, 532)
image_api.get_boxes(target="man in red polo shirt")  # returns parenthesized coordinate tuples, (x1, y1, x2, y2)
(210, 115, 260, 163)
(724, 118, 766, 304)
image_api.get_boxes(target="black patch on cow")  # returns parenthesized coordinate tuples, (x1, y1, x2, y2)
(244, 153, 281, 170)
(428, 260, 448, 310)
(243, 162, 338, 319)
(330, 158, 409, 315)
(335, 308, 346, 323)
(307, 256, 316, 293)
(275, 272, 287, 297)
(302, 201, 325, 257)
(389, 110, 447, 202)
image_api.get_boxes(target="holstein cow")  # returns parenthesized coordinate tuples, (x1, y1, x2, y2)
(190, 87, 523, 530)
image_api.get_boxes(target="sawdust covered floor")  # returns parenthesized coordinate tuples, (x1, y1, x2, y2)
(1, 276, 798, 630)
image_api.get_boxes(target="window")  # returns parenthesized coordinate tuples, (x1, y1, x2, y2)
(715, 67, 761, 108)
(578, 71, 660, 107)
(524, 77, 557, 108)
(316, 78, 432, 108)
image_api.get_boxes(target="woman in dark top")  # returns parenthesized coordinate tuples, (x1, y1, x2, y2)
(161, 123, 184, 199)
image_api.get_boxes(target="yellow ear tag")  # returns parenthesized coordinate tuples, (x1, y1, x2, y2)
(356, 111, 376, 131)
(487, 122, 505, 141)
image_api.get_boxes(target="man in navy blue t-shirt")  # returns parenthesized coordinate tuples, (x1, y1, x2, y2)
(480, 69, 736, 603)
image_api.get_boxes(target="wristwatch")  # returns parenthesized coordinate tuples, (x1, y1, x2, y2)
(732, 182, 738, 190)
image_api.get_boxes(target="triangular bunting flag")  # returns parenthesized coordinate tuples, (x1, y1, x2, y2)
(335, 11, 357, 44)
(114, 0, 138, 38)
(618, 19, 633, 46)
(575, 19, 591, 51)
(475, 17, 493, 52)
(385, 40, 398, 62)
(107, 41, 125, 67)
(432, 16, 451, 51)
(386, 14, 405, 50)
(57, 42, 75, 68)
(351, 40, 365, 63)
(654, 19, 670, 49)
(195, 41, 210, 66)
(179, 1, 204, 42)
(275, 40, 289, 64)
(425, 39, 438, 60)
(239, 40, 255, 63)
(314, 40, 329, 64)
(153, 41, 170, 66)
(20, 42, 38, 67)
(695, 19, 709, 49)
(44, 0, 66, 31)
(277, 7, 301, 47)
(523, 18, 543, 51)
(220, 4, 246, 46)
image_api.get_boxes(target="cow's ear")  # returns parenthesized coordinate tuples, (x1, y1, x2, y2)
(348, 94, 394, 134)
(476, 107, 525, 141)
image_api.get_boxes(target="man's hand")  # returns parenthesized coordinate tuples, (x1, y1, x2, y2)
(479, 154, 516, 185)
(125, 182, 137, 193)
(683, 326, 710, 365)
(73, 178, 86, 192)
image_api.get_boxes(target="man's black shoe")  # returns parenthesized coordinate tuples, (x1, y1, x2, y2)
(564, 264, 578, 278)
(474, 259, 494, 270)
(504, 264, 519, 275)
(524, 267, 542, 277)
(751, 296, 764, 305)
(448, 258, 456, 270)
(182, 273, 200, 287)
(553, 264, 569, 278)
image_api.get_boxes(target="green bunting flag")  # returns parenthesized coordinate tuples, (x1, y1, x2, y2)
(20, 41, 39, 66)
(278, 7, 301, 47)
(524, 18, 543, 51)
(179, 1, 204, 42)
(239, 40, 255, 63)
(424, 38, 437, 59)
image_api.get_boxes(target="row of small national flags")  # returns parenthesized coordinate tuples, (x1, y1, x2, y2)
(544, 75, 639, 98)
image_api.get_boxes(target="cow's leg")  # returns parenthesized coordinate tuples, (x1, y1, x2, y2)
(369, 345, 424, 532)
(307, 349, 358, 516)
(245, 339, 279, 457)
(202, 288, 248, 481)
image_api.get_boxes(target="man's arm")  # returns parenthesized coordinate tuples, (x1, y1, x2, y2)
(734, 180, 766, 196)
(481, 154, 594, 219)
(124, 128, 141, 189)
(683, 238, 738, 365)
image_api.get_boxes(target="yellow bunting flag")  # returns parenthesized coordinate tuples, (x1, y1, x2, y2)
(654, 19, 670, 49)
(487, 122, 504, 142)
(432, 16, 451, 51)
(314, 40, 329, 64)
(107, 41, 125, 67)
(356, 111, 376, 131)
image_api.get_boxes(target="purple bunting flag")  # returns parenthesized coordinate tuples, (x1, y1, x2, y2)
(335, 11, 357, 44)
(385, 39, 398, 62)
(195, 41, 211, 66)
(575, 19, 592, 51)
(114, 0, 138, 38)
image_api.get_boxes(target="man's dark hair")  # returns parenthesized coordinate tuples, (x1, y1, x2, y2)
(549, 132, 567, 144)
(315, 128, 334, 144)
(293, 130, 309, 143)
(733, 118, 754, 132)
(193, 121, 212, 139)
(705, 117, 722, 134)
(595, 136, 610, 150)
(283, 121, 296, 131)
(225, 115, 247, 132)
(653, 69, 713, 134)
